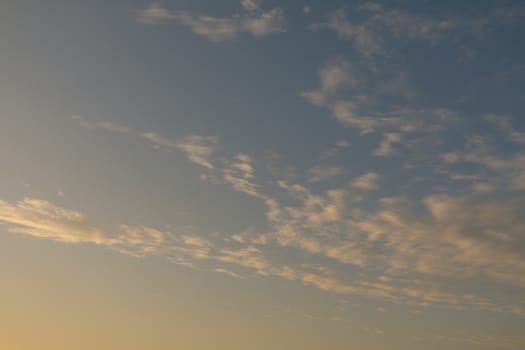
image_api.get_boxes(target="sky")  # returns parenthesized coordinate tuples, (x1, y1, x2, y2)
(1, 0, 525, 349)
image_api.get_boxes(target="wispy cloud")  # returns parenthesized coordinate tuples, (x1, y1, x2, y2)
(74, 115, 219, 169)
(308, 165, 343, 182)
(310, 3, 524, 57)
(134, 1, 286, 41)
(72, 115, 131, 134)
(300, 58, 356, 107)
(0, 198, 108, 245)
(301, 58, 456, 161)
(70, 113, 525, 317)
(222, 153, 266, 198)
(175, 135, 219, 169)
(352, 172, 381, 190)
(374, 132, 402, 156)
(485, 114, 525, 144)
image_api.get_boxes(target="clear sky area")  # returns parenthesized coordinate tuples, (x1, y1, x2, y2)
(1, 1, 525, 349)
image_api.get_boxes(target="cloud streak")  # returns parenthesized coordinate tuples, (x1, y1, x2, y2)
(134, 1, 286, 41)
(74, 115, 219, 169)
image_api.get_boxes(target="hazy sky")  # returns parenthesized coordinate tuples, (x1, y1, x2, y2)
(1, 1, 525, 349)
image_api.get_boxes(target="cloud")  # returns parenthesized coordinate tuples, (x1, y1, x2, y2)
(352, 172, 381, 190)
(214, 268, 245, 279)
(374, 132, 402, 156)
(0, 197, 216, 260)
(310, 9, 383, 57)
(300, 59, 355, 107)
(72, 115, 131, 133)
(134, 2, 175, 24)
(134, 2, 286, 41)
(222, 153, 266, 198)
(485, 114, 525, 144)
(3, 184, 525, 318)
(441, 136, 525, 190)
(234, 161, 525, 315)
(74, 115, 219, 169)
(71, 113, 525, 318)
(309, 4, 522, 57)
(140, 131, 178, 148)
(136, 132, 220, 169)
(242, 8, 286, 37)
(0, 197, 180, 257)
(241, 0, 261, 11)
(308, 165, 343, 182)
(175, 135, 219, 169)
(140, 132, 219, 169)
(0, 198, 108, 244)
(301, 59, 455, 139)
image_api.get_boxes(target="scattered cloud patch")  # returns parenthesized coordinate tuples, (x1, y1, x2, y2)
(352, 172, 381, 190)
(73, 115, 131, 134)
(74, 115, 219, 169)
(0, 198, 108, 245)
(301, 58, 355, 107)
(134, 1, 286, 41)
(308, 165, 343, 182)
(176, 135, 219, 169)
(374, 132, 402, 156)
(310, 4, 524, 57)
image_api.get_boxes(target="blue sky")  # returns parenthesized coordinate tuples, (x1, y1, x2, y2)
(1, 1, 525, 349)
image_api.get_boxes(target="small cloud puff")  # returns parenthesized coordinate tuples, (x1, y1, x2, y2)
(352, 172, 381, 190)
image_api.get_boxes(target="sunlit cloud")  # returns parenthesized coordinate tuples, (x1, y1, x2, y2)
(0, 198, 108, 245)
(74, 115, 219, 169)
(351, 172, 381, 191)
(134, 1, 286, 41)
(374, 132, 402, 156)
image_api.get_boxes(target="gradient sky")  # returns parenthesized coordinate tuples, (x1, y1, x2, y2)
(2, 1, 525, 349)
